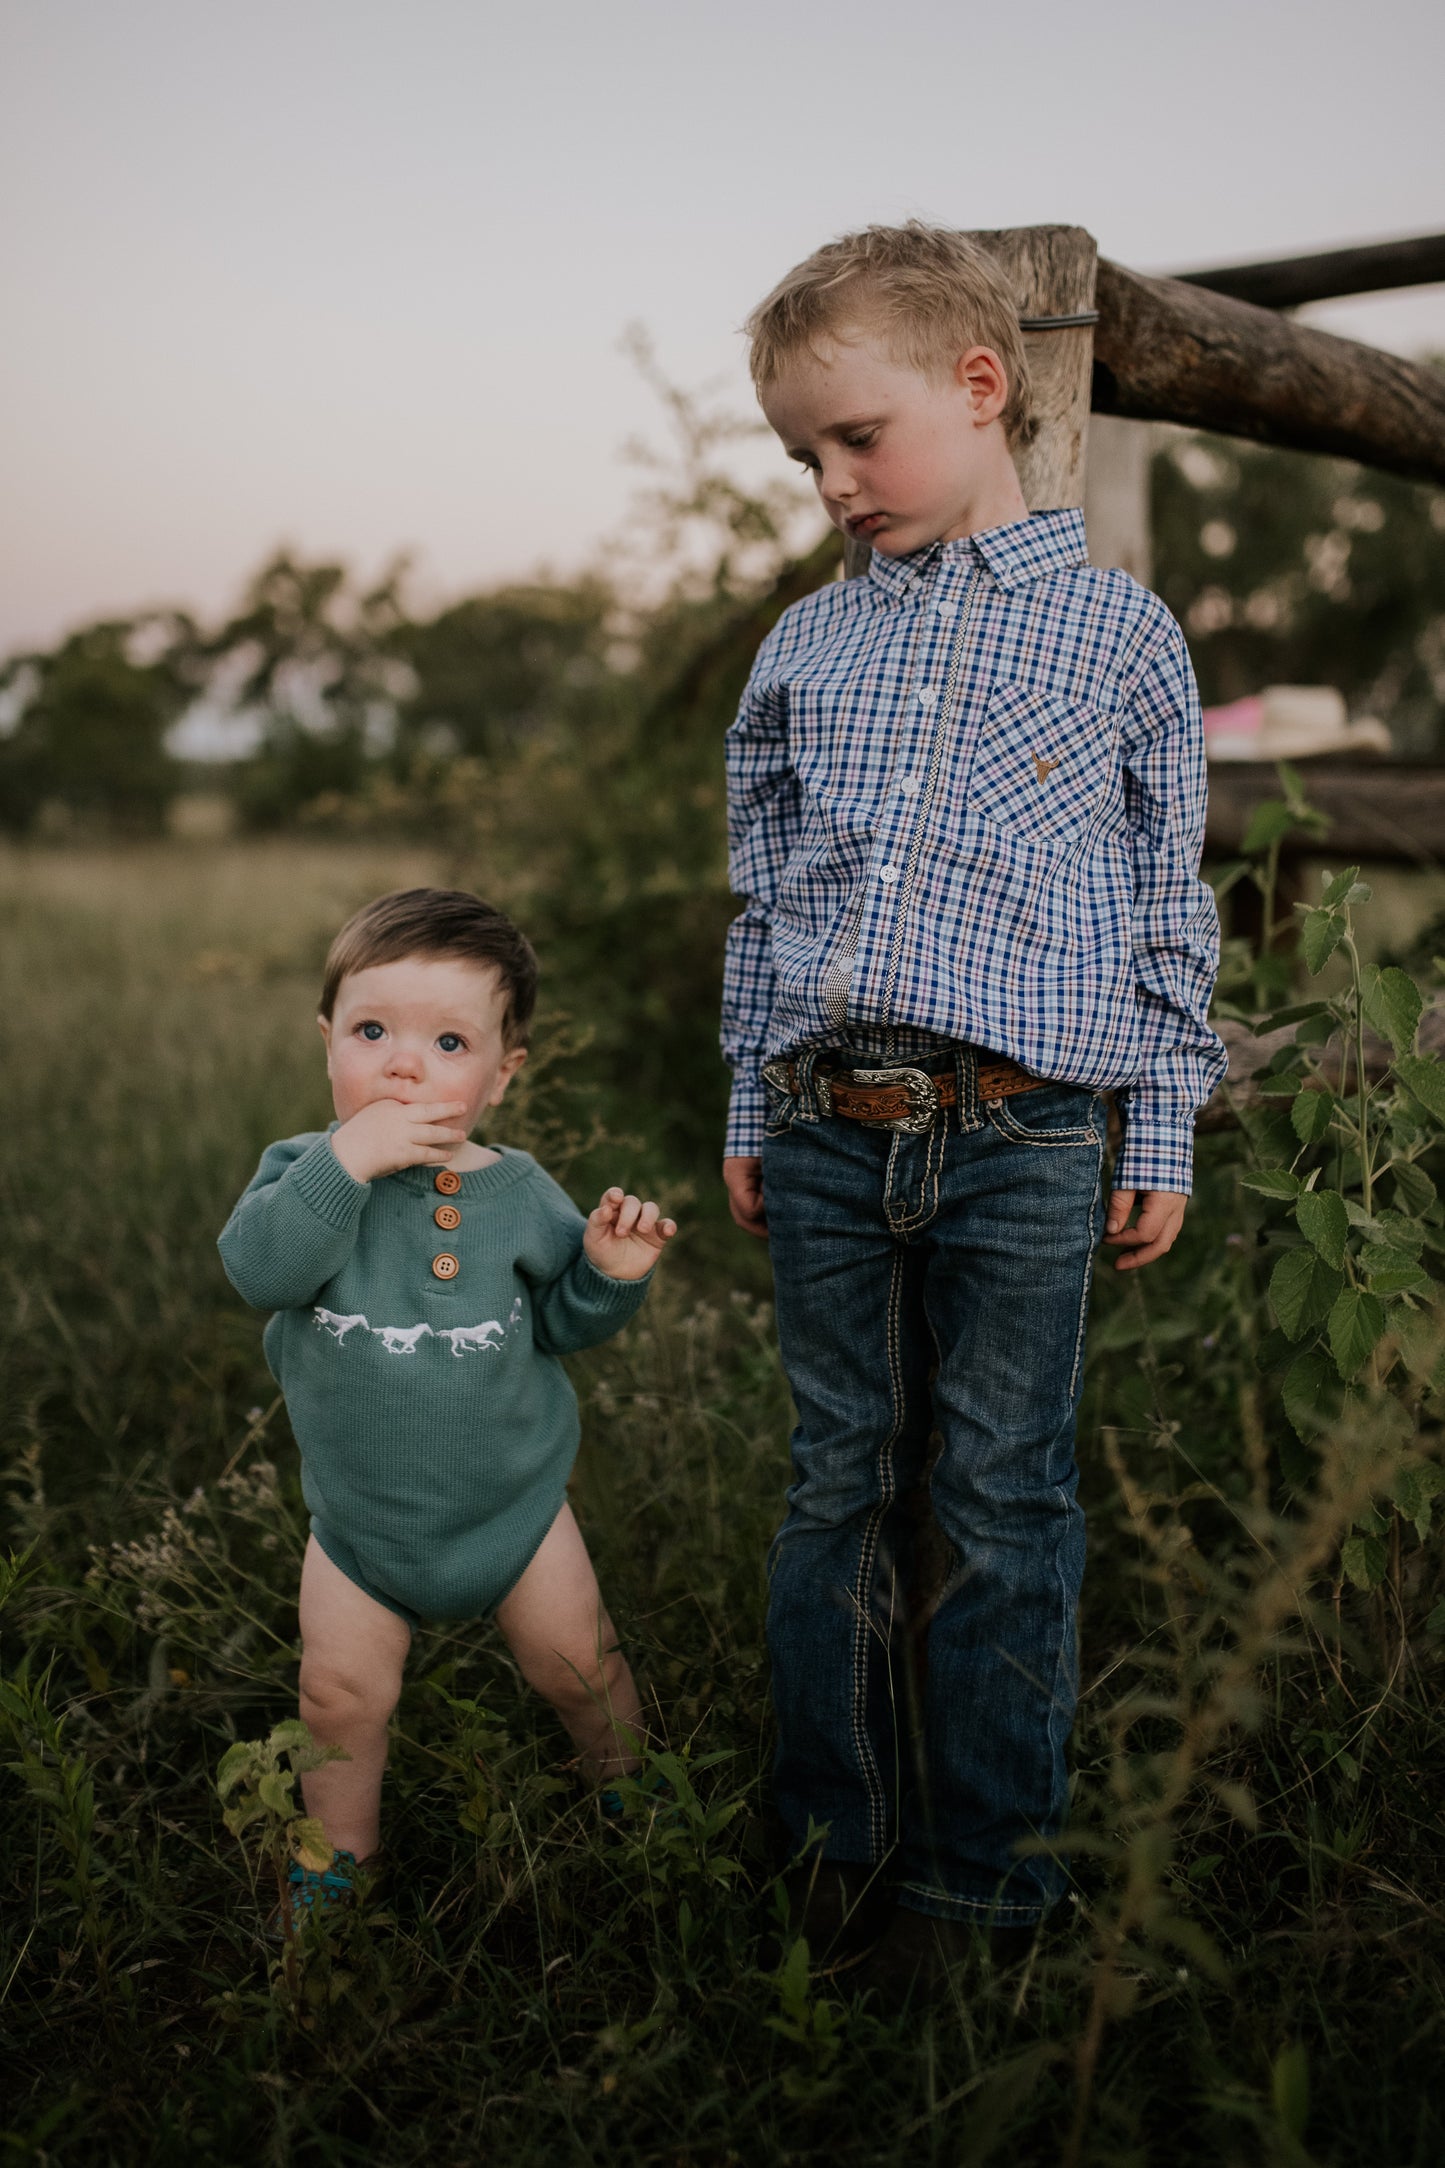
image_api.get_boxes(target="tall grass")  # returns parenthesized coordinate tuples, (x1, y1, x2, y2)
(2, 839, 1443, 2167)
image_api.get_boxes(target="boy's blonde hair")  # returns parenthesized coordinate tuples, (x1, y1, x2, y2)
(744, 221, 1035, 448)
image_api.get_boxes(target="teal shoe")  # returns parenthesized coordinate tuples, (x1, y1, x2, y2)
(267, 1847, 368, 1938)
(598, 1771, 675, 1826)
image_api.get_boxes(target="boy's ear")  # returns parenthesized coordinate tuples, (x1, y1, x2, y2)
(954, 345, 1009, 425)
(317, 1014, 333, 1068)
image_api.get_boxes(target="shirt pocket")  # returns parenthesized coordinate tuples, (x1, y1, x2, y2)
(967, 679, 1115, 845)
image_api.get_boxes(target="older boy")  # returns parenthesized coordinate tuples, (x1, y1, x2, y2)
(721, 224, 1225, 1989)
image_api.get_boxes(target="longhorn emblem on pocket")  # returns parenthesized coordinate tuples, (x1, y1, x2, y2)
(1033, 753, 1061, 785)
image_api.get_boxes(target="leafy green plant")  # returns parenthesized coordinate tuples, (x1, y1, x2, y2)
(1237, 864, 1445, 1600)
(215, 1719, 345, 1988)
(765, 1933, 851, 2103)
(0, 1649, 113, 2004)
(603, 1744, 747, 1903)
(1212, 761, 1330, 1011)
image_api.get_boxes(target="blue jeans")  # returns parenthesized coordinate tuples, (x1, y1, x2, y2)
(760, 1051, 1106, 1926)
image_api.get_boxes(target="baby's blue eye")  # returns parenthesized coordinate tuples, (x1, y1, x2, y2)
(438, 1032, 465, 1053)
(359, 1022, 384, 1042)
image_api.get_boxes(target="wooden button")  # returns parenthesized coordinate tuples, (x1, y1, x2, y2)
(431, 1252, 460, 1281)
(434, 1169, 462, 1195)
(433, 1203, 462, 1231)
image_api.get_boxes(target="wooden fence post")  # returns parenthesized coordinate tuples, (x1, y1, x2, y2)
(974, 224, 1099, 511)
(1083, 413, 1154, 584)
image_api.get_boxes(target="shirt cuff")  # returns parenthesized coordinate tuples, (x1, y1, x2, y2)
(289, 1134, 371, 1229)
(724, 1067, 766, 1160)
(1114, 1119, 1194, 1196)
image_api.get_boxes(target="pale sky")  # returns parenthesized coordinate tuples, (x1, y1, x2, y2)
(4, 0, 1442, 656)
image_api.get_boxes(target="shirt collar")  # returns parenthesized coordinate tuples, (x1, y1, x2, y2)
(865, 507, 1088, 599)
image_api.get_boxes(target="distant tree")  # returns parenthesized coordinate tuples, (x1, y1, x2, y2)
(0, 616, 193, 833)
(196, 550, 410, 826)
(1152, 408, 1445, 753)
(389, 579, 617, 761)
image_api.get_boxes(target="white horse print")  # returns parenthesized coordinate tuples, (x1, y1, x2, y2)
(436, 1319, 505, 1358)
(310, 1296, 523, 1358)
(313, 1308, 372, 1344)
(371, 1322, 435, 1355)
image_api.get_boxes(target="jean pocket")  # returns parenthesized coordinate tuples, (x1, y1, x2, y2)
(968, 680, 1115, 844)
(984, 1082, 1102, 1148)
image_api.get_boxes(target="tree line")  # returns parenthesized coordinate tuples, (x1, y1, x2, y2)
(1, 412, 1442, 839)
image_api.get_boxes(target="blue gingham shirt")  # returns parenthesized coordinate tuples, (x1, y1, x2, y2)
(721, 508, 1225, 1192)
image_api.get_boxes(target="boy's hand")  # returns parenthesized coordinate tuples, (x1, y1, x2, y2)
(584, 1188, 678, 1280)
(1104, 1189, 1187, 1271)
(723, 1156, 768, 1240)
(330, 1098, 469, 1184)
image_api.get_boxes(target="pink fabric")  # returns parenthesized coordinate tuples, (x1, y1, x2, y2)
(1202, 695, 1263, 743)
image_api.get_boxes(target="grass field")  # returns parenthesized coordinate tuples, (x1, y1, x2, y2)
(2, 839, 1443, 2167)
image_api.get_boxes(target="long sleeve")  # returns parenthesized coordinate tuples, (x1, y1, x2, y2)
(1113, 619, 1227, 1194)
(721, 641, 802, 1157)
(217, 1132, 370, 1310)
(531, 1247, 652, 1356)
(521, 1168, 652, 1356)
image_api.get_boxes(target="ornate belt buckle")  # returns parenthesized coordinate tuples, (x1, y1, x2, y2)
(849, 1064, 939, 1135)
(761, 1057, 833, 1117)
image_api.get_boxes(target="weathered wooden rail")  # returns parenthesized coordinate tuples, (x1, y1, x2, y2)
(1174, 231, 1445, 312)
(1206, 763, 1445, 867)
(1091, 256, 1445, 486)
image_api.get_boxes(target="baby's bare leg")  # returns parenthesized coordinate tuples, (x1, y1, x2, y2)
(494, 1504, 644, 1781)
(297, 1535, 411, 1859)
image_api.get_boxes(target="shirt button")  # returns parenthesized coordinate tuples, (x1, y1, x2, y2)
(432, 1252, 460, 1281)
(917, 687, 937, 707)
(434, 1203, 462, 1231)
(434, 1169, 462, 1195)
(879, 863, 899, 885)
(935, 598, 957, 618)
(897, 775, 920, 795)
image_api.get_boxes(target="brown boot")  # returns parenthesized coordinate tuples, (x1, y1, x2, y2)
(854, 1905, 1038, 2009)
(763, 1857, 893, 1976)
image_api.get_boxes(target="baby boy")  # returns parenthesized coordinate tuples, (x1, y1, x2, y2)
(219, 886, 674, 1912)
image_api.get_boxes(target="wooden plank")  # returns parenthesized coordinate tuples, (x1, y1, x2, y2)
(1205, 763, 1445, 865)
(1093, 258, 1445, 485)
(1175, 231, 1445, 311)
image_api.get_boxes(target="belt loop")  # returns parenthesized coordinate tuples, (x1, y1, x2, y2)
(952, 1045, 982, 1133)
(794, 1047, 824, 1123)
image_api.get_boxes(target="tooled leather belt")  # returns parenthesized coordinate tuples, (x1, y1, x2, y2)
(763, 1052, 1043, 1136)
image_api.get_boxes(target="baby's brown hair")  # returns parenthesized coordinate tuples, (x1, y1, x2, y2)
(320, 889, 539, 1049)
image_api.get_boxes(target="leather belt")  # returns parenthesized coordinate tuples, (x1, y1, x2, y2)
(763, 1054, 1043, 1137)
